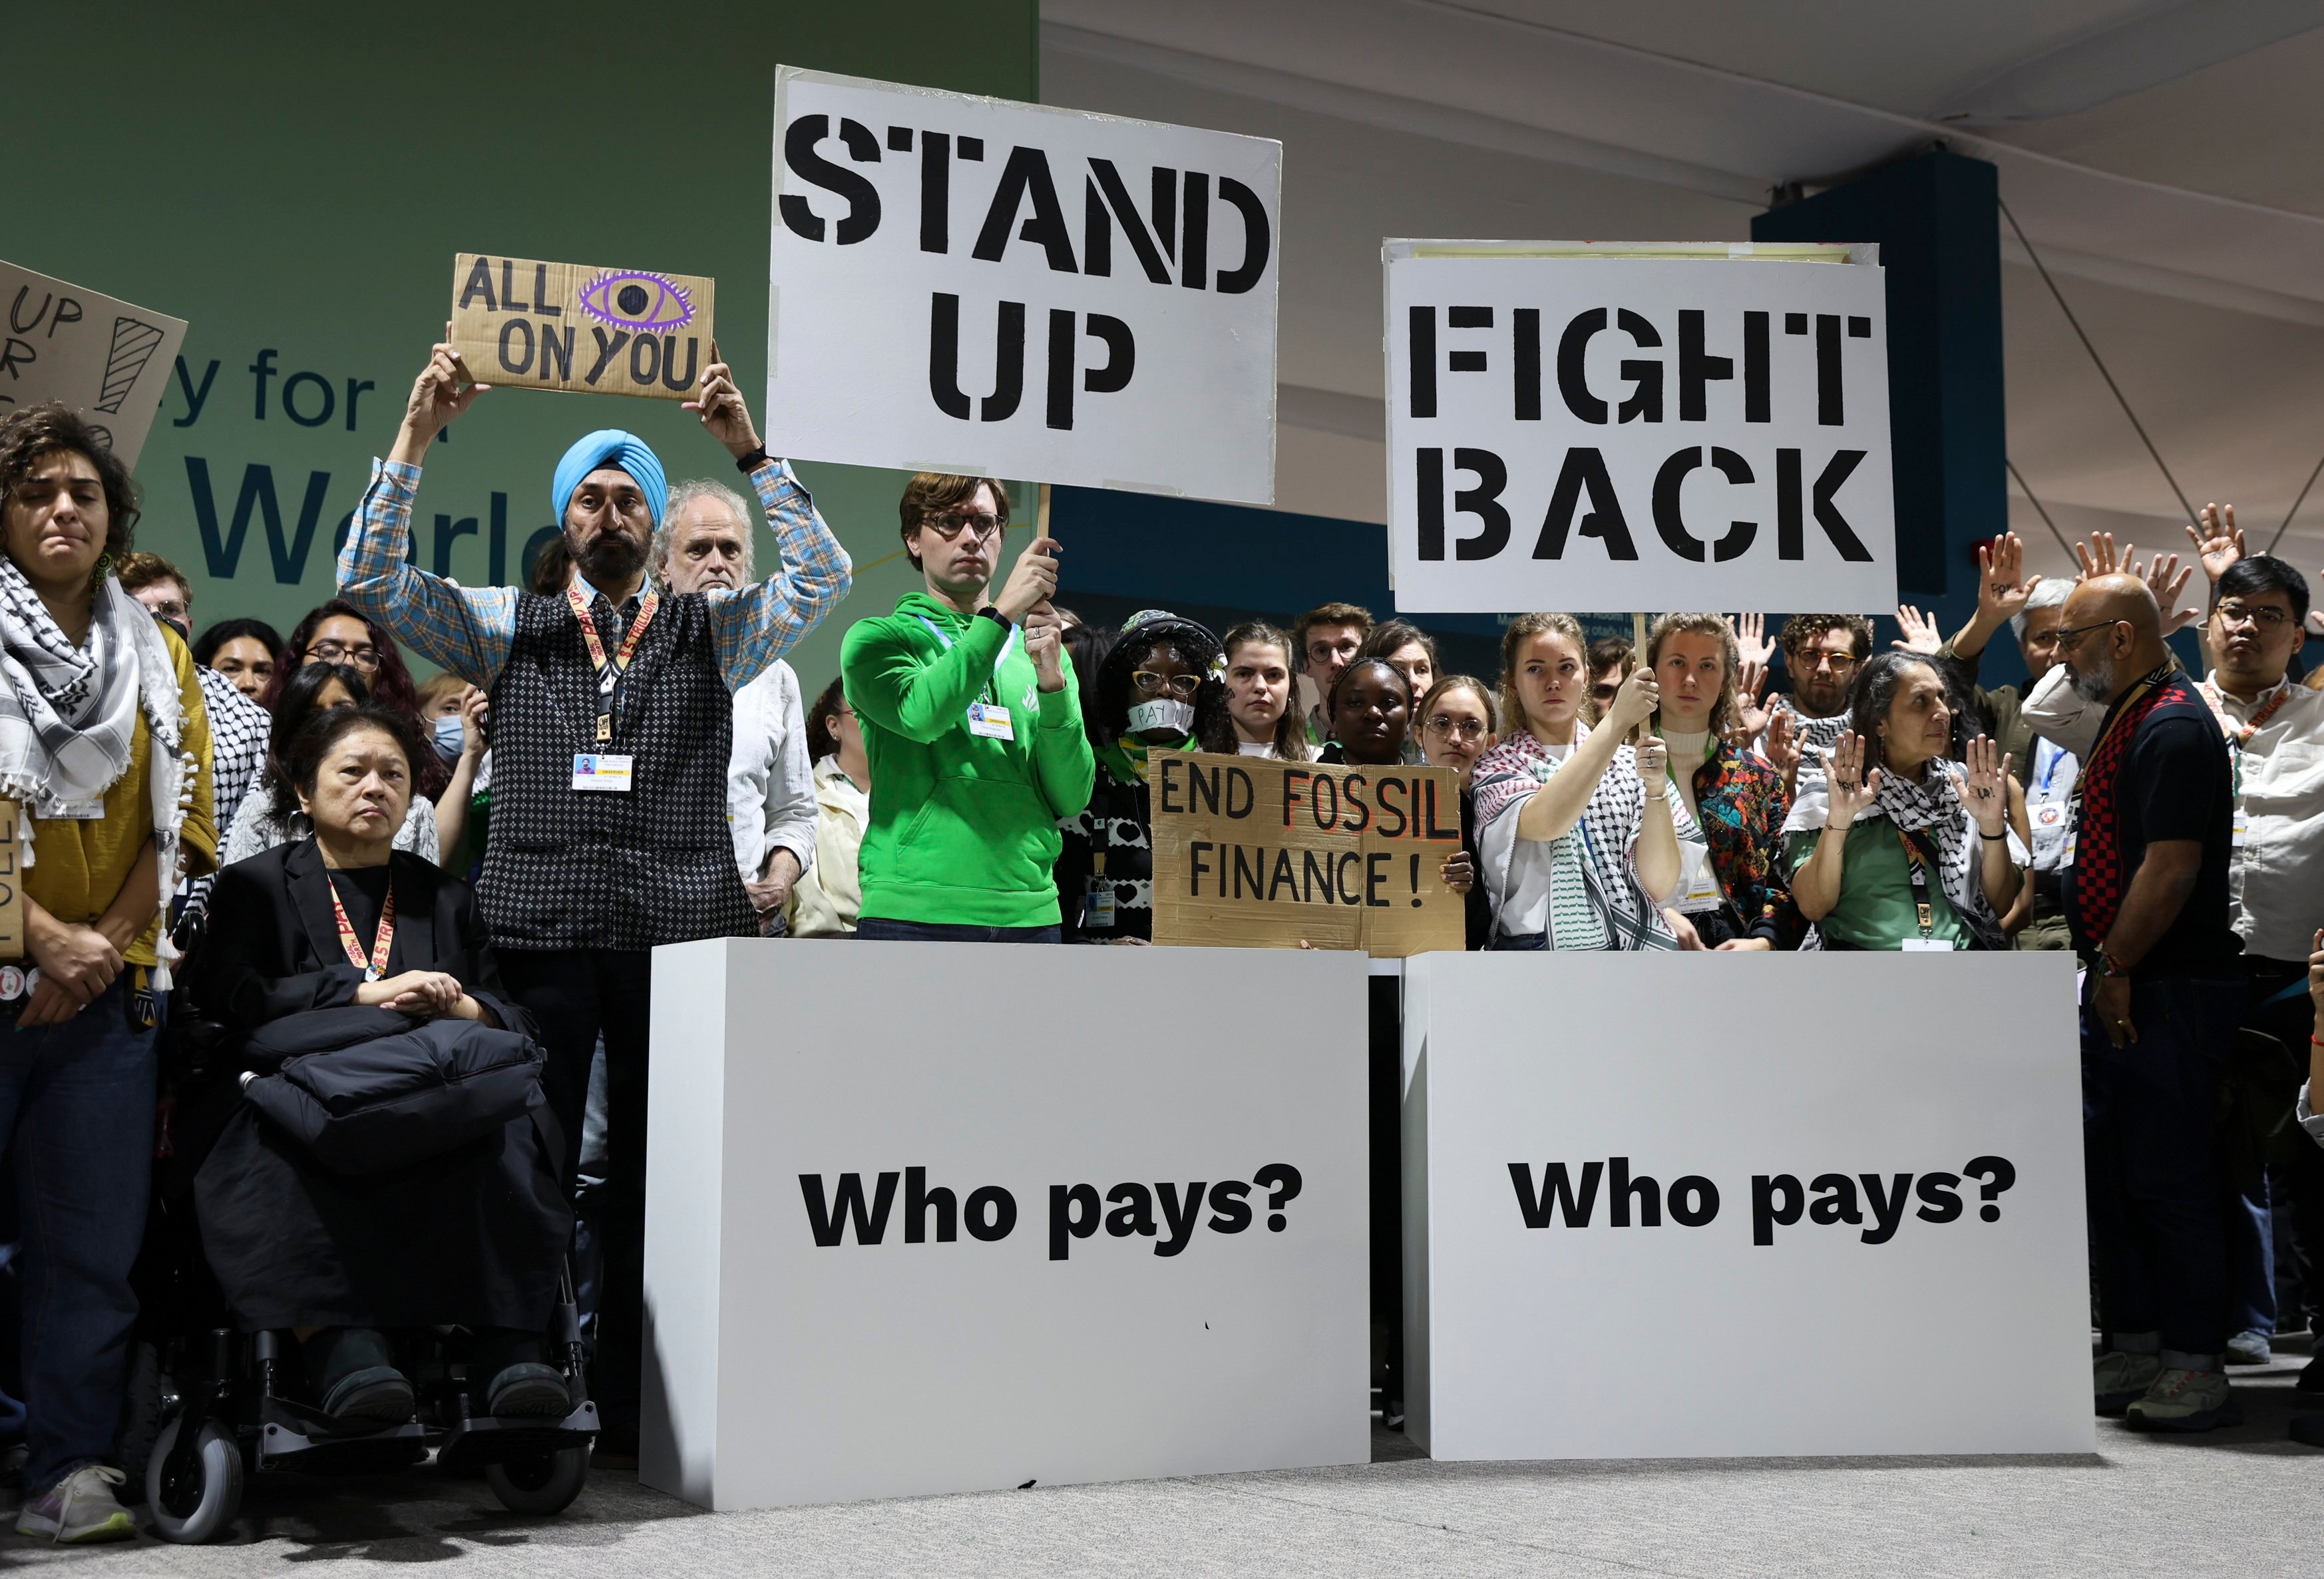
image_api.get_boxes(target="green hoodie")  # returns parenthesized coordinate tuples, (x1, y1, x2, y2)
(840, 592, 1096, 927)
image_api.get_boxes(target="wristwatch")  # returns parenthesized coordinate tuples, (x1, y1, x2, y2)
(733, 444, 769, 474)
(977, 604, 1012, 632)
(2100, 952, 2132, 979)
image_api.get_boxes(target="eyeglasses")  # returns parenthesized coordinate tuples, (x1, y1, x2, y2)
(305, 640, 381, 671)
(2050, 618, 2123, 652)
(920, 511, 1003, 543)
(2214, 600, 2293, 632)
(1423, 714, 1489, 739)
(1131, 670, 1201, 700)
(1794, 650, 1861, 672)
(1307, 639, 1360, 664)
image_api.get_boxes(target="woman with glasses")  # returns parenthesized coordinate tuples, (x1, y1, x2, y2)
(1472, 613, 1681, 950)
(1645, 612, 1794, 950)
(224, 663, 441, 865)
(1200, 621, 1314, 761)
(1418, 675, 1497, 949)
(264, 601, 449, 809)
(785, 676, 874, 938)
(1056, 609, 1222, 943)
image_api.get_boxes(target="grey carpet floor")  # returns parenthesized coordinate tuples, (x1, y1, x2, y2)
(13, 1357, 2319, 1578)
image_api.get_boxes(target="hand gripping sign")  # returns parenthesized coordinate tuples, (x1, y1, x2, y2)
(767, 67, 1282, 505)
(451, 255, 716, 401)
(1385, 241, 1895, 614)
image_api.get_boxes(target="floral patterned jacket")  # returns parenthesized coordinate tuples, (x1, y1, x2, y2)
(1687, 740, 1798, 947)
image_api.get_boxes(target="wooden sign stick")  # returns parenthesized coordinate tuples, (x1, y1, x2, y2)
(1630, 612, 1652, 744)
(1037, 482, 1054, 543)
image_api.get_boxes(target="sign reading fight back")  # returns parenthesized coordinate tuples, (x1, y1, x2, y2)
(0, 259, 186, 469)
(449, 254, 717, 402)
(1147, 752, 1465, 957)
(1384, 242, 1895, 614)
(767, 67, 1282, 504)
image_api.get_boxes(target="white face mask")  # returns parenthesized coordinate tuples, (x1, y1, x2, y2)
(1127, 698, 1195, 736)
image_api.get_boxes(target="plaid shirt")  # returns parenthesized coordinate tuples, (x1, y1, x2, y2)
(335, 456, 852, 691)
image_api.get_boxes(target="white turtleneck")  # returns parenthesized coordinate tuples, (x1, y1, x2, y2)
(1658, 723, 1711, 824)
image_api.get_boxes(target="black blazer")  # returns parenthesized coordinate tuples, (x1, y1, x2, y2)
(194, 839, 527, 1038)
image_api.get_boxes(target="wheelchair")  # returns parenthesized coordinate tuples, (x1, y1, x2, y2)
(122, 909, 600, 1544)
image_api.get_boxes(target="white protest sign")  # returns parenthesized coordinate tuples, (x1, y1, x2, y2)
(1385, 242, 1894, 614)
(768, 67, 1280, 503)
(1401, 950, 2091, 1459)
(0, 260, 187, 469)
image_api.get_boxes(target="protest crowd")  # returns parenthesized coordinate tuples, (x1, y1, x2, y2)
(7, 317, 2324, 1543)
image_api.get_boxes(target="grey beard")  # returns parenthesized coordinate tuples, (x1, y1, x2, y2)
(2068, 658, 2114, 703)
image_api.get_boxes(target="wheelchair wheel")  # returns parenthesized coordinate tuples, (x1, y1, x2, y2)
(484, 1444, 590, 1515)
(144, 1414, 243, 1544)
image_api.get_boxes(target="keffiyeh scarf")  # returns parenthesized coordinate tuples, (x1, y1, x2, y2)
(1473, 724, 1677, 951)
(0, 559, 188, 915)
(1783, 752, 2010, 951)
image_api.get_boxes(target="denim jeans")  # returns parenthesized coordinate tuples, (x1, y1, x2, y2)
(2082, 973, 2243, 1366)
(855, 918, 1060, 944)
(0, 977, 160, 1490)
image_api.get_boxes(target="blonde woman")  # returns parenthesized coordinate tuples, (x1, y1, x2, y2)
(1471, 613, 1680, 950)
(1645, 612, 1794, 950)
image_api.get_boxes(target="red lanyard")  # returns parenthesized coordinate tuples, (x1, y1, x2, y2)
(566, 584, 660, 744)
(327, 876, 396, 981)
(2198, 680, 2289, 747)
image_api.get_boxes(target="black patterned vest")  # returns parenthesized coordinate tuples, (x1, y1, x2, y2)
(479, 586, 755, 950)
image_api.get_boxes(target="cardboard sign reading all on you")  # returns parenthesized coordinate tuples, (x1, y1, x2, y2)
(450, 254, 715, 401)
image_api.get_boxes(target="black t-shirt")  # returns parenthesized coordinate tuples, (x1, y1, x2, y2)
(2065, 690, 2240, 975)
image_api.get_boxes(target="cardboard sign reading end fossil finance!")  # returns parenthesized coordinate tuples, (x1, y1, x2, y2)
(1148, 752, 1467, 957)
(450, 254, 715, 401)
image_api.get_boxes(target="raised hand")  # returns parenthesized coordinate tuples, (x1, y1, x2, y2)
(2186, 503, 2245, 585)
(1953, 734, 2012, 837)
(1975, 531, 2040, 626)
(395, 321, 490, 457)
(1763, 707, 1801, 782)
(684, 339, 764, 458)
(1022, 601, 1067, 693)
(1822, 732, 1883, 829)
(1730, 658, 1771, 743)
(1633, 732, 1670, 797)
(1892, 604, 1942, 655)
(2134, 550, 2198, 634)
(2074, 531, 2132, 582)
(1727, 612, 1774, 669)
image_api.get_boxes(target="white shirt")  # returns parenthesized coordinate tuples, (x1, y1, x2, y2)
(223, 790, 438, 866)
(1477, 738, 1575, 935)
(726, 658, 817, 885)
(2195, 672, 2324, 963)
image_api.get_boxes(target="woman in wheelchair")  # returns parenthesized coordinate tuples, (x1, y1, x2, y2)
(190, 702, 572, 1423)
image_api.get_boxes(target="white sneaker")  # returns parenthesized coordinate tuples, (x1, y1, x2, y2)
(2125, 1368, 2241, 1433)
(14, 1464, 135, 1544)
(2094, 1349, 2161, 1416)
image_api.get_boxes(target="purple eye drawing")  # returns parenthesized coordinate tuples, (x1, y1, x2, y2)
(578, 270, 697, 334)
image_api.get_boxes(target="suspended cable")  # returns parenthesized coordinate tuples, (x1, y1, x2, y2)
(2263, 447, 2324, 557)
(1998, 195, 2197, 528)
(2005, 457, 2074, 561)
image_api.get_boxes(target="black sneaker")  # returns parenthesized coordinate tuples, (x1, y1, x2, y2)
(308, 1327, 415, 1422)
(487, 1363, 572, 1419)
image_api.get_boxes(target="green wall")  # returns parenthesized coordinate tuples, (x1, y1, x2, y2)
(12, 1, 1038, 691)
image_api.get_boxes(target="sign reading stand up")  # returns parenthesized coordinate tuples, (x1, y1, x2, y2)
(1385, 242, 1894, 614)
(768, 67, 1282, 505)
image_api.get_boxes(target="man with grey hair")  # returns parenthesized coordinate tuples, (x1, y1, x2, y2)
(1896, 533, 2080, 949)
(656, 478, 816, 929)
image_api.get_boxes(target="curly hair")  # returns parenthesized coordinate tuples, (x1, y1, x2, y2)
(264, 600, 447, 799)
(1645, 612, 1742, 740)
(0, 401, 139, 561)
(1778, 612, 1874, 663)
(805, 674, 848, 764)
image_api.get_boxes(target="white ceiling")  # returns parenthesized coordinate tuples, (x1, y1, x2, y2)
(1042, 0, 2324, 583)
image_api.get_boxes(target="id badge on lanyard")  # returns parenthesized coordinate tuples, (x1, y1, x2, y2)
(568, 585, 658, 790)
(918, 615, 1022, 740)
(1897, 829, 1953, 951)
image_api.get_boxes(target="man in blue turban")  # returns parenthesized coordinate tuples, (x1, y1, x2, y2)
(337, 329, 852, 1458)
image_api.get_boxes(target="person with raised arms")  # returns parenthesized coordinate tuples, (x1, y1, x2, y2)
(1471, 613, 1679, 951)
(1643, 612, 1792, 951)
(335, 326, 851, 1460)
(840, 473, 1089, 943)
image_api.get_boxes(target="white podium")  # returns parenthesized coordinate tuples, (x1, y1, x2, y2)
(641, 939, 1372, 1510)
(1400, 950, 2094, 1459)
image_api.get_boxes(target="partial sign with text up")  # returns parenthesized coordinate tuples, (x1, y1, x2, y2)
(767, 67, 1281, 504)
(1385, 242, 1895, 614)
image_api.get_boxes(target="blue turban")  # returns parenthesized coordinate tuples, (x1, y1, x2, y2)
(552, 429, 668, 528)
